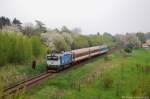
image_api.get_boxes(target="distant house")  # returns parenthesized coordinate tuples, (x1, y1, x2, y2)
(142, 39, 150, 49)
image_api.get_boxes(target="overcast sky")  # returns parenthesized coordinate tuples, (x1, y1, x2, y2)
(0, 0, 150, 35)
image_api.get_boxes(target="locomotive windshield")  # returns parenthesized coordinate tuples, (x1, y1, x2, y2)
(47, 56, 59, 60)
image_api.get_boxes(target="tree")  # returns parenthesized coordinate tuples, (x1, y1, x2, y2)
(136, 32, 145, 44)
(71, 35, 89, 49)
(62, 32, 73, 49)
(0, 32, 46, 66)
(102, 32, 114, 46)
(35, 20, 44, 29)
(5, 17, 11, 26)
(0, 16, 11, 29)
(40, 33, 69, 52)
(114, 34, 125, 48)
(53, 35, 69, 52)
(31, 36, 46, 58)
(35, 20, 47, 33)
(88, 35, 102, 46)
(13, 18, 22, 25)
(12, 18, 22, 30)
(103, 32, 112, 37)
(22, 23, 35, 36)
(61, 26, 71, 33)
(117, 33, 141, 48)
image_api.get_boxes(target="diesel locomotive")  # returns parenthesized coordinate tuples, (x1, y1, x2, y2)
(46, 45, 109, 71)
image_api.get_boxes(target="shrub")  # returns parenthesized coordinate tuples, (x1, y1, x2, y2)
(124, 48, 132, 54)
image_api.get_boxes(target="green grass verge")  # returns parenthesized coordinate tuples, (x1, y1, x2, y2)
(0, 62, 46, 87)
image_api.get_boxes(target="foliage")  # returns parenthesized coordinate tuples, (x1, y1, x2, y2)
(60, 26, 72, 33)
(53, 34, 69, 52)
(0, 16, 22, 33)
(12, 18, 22, 27)
(102, 33, 114, 46)
(35, 20, 47, 33)
(124, 47, 132, 54)
(136, 32, 145, 43)
(22, 23, 36, 36)
(0, 32, 46, 66)
(31, 36, 46, 58)
(114, 33, 141, 48)
(62, 32, 73, 48)
(12, 18, 22, 25)
(88, 35, 102, 46)
(41, 31, 115, 52)
(71, 35, 89, 49)
(0, 16, 11, 29)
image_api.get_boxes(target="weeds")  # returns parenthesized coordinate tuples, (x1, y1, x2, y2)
(0, 79, 3, 98)
(102, 75, 113, 90)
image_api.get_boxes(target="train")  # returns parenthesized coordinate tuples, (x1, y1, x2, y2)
(46, 45, 109, 72)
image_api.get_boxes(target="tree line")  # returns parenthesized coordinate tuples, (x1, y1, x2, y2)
(0, 16, 115, 66)
(1, 16, 149, 66)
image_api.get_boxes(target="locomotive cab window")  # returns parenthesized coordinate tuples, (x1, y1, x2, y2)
(47, 56, 59, 60)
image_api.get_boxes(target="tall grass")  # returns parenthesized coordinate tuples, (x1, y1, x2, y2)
(0, 32, 46, 66)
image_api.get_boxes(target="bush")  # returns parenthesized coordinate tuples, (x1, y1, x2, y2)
(124, 48, 132, 54)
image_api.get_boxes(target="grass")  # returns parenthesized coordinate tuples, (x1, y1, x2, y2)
(0, 61, 46, 88)
(27, 49, 150, 99)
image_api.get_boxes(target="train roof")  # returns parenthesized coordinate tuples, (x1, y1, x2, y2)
(47, 45, 108, 56)
(71, 45, 107, 53)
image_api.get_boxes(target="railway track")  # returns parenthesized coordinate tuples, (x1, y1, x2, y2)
(2, 47, 119, 98)
(2, 72, 53, 98)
